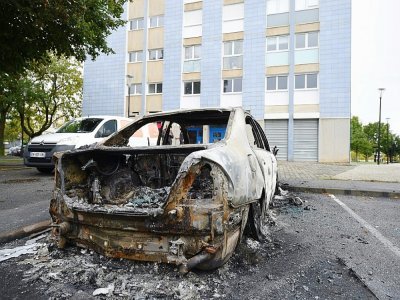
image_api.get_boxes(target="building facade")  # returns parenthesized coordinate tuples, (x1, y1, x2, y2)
(82, 0, 351, 162)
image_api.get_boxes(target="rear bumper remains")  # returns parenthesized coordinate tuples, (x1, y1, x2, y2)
(50, 195, 243, 272)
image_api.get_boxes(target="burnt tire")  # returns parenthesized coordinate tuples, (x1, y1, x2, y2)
(245, 199, 268, 242)
(274, 173, 280, 195)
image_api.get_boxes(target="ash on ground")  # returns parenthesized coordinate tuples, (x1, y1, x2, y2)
(271, 187, 311, 211)
(16, 234, 278, 300)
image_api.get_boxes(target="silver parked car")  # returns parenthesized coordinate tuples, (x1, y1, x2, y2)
(50, 107, 278, 272)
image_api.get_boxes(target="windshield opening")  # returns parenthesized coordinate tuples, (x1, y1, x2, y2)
(57, 118, 103, 133)
(105, 110, 231, 147)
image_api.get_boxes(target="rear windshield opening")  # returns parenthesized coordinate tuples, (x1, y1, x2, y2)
(107, 110, 231, 147)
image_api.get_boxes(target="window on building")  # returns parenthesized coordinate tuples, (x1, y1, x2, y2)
(306, 73, 318, 88)
(129, 51, 143, 63)
(222, 3, 244, 33)
(296, 32, 319, 49)
(267, 75, 288, 91)
(130, 18, 144, 30)
(267, 0, 290, 14)
(307, 31, 319, 47)
(183, 9, 202, 38)
(184, 81, 201, 95)
(183, 45, 201, 73)
(223, 78, 242, 93)
(148, 83, 163, 94)
(295, 73, 318, 89)
(184, 45, 201, 60)
(267, 35, 289, 51)
(223, 40, 243, 69)
(295, 0, 319, 10)
(149, 49, 164, 60)
(149, 15, 164, 28)
(128, 84, 142, 95)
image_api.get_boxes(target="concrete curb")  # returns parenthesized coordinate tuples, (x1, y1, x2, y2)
(0, 220, 51, 244)
(286, 185, 400, 199)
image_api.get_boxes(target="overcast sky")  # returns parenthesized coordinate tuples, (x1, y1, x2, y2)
(352, 0, 400, 135)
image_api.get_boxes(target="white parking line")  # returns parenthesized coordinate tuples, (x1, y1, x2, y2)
(328, 194, 400, 259)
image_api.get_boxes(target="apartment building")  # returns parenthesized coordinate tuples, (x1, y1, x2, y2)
(82, 0, 351, 162)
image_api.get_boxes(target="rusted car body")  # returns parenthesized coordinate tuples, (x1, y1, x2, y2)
(50, 108, 278, 271)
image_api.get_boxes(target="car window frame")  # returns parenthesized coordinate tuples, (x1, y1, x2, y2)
(245, 115, 271, 152)
(95, 119, 118, 138)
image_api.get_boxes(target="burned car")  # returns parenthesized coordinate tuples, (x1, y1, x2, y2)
(50, 108, 278, 272)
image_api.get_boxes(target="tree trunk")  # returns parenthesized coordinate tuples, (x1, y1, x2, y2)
(0, 112, 6, 156)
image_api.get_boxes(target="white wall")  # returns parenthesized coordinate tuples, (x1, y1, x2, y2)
(265, 91, 289, 105)
(220, 94, 242, 107)
(180, 95, 201, 109)
(294, 89, 319, 104)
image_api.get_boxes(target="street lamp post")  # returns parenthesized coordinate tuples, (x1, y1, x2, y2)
(377, 88, 385, 165)
(386, 118, 390, 164)
(126, 75, 134, 118)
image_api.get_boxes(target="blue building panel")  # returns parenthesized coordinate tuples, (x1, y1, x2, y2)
(200, 0, 223, 108)
(243, 0, 267, 120)
(319, 0, 351, 118)
(163, 2, 183, 111)
(82, 6, 127, 117)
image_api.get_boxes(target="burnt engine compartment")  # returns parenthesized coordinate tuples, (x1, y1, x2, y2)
(62, 149, 214, 209)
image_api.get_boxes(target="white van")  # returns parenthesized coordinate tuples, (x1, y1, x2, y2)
(23, 116, 133, 173)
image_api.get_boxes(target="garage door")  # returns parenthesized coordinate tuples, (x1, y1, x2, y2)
(265, 119, 288, 161)
(293, 119, 318, 161)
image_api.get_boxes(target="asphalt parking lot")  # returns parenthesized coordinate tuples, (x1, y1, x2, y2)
(0, 167, 53, 234)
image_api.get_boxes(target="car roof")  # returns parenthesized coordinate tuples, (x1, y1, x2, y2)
(141, 107, 238, 119)
(74, 116, 132, 121)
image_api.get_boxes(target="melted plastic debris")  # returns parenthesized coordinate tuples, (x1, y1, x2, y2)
(246, 238, 261, 250)
(271, 189, 306, 209)
(93, 284, 115, 296)
(63, 195, 165, 217)
(125, 186, 170, 208)
(0, 234, 46, 262)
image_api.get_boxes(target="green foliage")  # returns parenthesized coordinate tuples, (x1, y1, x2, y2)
(4, 116, 21, 142)
(0, 54, 82, 155)
(0, 72, 19, 155)
(363, 122, 379, 146)
(350, 117, 372, 161)
(351, 117, 399, 162)
(16, 54, 83, 138)
(0, 0, 126, 74)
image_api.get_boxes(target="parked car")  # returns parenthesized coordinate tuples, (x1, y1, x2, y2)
(7, 145, 22, 156)
(23, 116, 133, 173)
(49, 108, 278, 272)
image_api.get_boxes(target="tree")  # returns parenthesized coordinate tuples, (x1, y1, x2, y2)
(16, 54, 83, 139)
(363, 122, 379, 147)
(393, 136, 400, 161)
(0, 73, 19, 155)
(351, 117, 372, 162)
(363, 121, 398, 162)
(4, 116, 21, 143)
(0, 0, 126, 74)
(0, 55, 82, 155)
